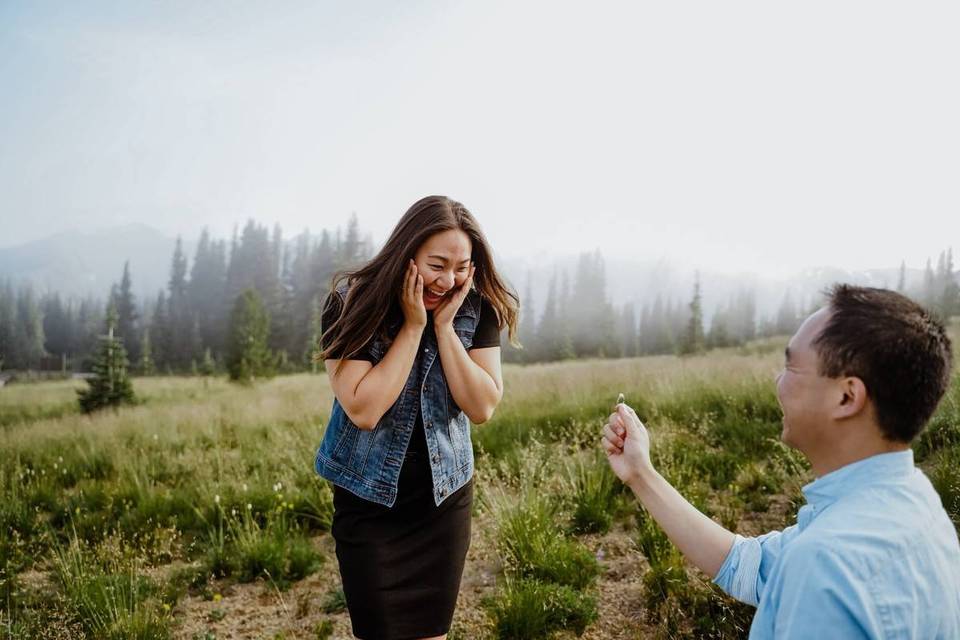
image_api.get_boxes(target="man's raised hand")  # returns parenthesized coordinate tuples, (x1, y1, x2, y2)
(602, 403, 654, 488)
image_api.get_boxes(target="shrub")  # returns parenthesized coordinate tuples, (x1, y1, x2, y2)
(53, 539, 171, 640)
(484, 577, 597, 640)
(495, 494, 599, 590)
(566, 453, 619, 535)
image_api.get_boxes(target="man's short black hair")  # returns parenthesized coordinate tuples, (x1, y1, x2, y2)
(813, 284, 953, 442)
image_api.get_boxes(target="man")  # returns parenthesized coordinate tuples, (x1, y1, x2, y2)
(603, 285, 960, 638)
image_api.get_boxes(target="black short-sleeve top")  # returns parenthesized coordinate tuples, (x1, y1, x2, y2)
(320, 290, 501, 362)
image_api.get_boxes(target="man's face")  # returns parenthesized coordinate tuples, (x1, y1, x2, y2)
(776, 307, 836, 451)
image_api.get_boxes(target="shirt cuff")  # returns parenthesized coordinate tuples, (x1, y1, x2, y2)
(713, 534, 762, 606)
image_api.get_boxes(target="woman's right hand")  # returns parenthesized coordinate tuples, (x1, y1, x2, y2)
(400, 259, 427, 329)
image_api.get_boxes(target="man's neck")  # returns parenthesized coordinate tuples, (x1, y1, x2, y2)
(808, 437, 910, 478)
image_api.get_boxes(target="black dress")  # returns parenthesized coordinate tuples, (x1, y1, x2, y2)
(322, 293, 500, 640)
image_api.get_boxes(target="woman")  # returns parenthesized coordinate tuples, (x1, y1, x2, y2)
(315, 195, 519, 640)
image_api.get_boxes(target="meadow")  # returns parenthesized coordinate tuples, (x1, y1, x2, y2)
(2, 338, 958, 639)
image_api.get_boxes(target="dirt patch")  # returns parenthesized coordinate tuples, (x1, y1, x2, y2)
(580, 526, 655, 639)
(170, 513, 657, 639)
(172, 536, 352, 640)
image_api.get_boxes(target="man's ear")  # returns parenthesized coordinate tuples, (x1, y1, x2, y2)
(833, 376, 868, 420)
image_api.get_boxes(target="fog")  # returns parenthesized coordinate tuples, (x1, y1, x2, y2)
(2, 2, 958, 279)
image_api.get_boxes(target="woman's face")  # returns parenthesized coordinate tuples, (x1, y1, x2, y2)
(413, 229, 473, 311)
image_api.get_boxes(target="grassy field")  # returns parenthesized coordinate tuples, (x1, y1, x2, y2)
(2, 340, 958, 639)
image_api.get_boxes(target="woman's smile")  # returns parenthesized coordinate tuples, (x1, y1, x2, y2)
(424, 286, 449, 305)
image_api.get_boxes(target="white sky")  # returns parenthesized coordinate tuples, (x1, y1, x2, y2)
(1, 1, 958, 277)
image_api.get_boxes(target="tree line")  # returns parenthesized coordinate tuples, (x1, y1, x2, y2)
(1, 227, 958, 374)
(0, 215, 372, 376)
(503, 249, 960, 364)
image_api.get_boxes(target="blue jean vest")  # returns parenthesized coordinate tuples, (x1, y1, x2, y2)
(314, 287, 482, 507)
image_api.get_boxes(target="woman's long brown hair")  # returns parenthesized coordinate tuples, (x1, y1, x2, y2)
(318, 196, 520, 374)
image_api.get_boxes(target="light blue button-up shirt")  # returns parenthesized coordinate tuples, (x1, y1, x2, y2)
(714, 450, 960, 639)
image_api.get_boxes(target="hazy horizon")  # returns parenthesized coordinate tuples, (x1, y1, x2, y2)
(2, 2, 959, 278)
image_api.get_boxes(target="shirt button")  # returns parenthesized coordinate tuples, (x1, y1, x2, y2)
(426, 421, 432, 429)
(432, 454, 440, 464)
(439, 488, 447, 497)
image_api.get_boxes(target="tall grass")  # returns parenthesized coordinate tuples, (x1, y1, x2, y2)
(53, 535, 171, 639)
(484, 576, 597, 640)
(565, 451, 622, 534)
(1, 340, 957, 638)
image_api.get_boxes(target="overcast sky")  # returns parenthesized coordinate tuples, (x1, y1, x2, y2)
(2, 1, 958, 277)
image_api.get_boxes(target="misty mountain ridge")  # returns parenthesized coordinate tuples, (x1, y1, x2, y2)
(0, 223, 936, 322)
(0, 223, 188, 301)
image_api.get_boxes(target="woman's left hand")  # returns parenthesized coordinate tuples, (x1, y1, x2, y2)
(433, 263, 475, 329)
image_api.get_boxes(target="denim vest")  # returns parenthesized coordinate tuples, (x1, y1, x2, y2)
(314, 286, 482, 507)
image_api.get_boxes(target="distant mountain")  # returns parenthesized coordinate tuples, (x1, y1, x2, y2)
(0, 224, 184, 300)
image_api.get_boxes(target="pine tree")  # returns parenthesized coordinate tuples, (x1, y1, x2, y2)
(0, 281, 16, 371)
(150, 291, 171, 372)
(896, 260, 906, 293)
(198, 347, 216, 376)
(775, 291, 800, 335)
(15, 285, 46, 369)
(76, 296, 105, 369)
(188, 229, 228, 356)
(941, 248, 959, 318)
(41, 293, 76, 370)
(226, 289, 274, 382)
(679, 273, 705, 355)
(923, 258, 936, 308)
(620, 303, 638, 358)
(638, 303, 651, 355)
(556, 270, 575, 360)
(113, 261, 140, 363)
(342, 213, 361, 266)
(730, 289, 756, 344)
(305, 294, 324, 373)
(707, 307, 731, 349)
(647, 296, 673, 355)
(139, 328, 156, 376)
(167, 236, 193, 369)
(514, 275, 537, 363)
(77, 303, 136, 413)
(537, 272, 565, 361)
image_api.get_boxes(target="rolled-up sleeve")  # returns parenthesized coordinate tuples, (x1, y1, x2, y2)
(714, 534, 763, 606)
(714, 526, 798, 607)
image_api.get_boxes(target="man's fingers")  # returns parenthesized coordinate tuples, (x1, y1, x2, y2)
(603, 423, 624, 449)
(601, 435, 621, 456)
(617, 404, 638, 432)
(607, 413, 626, 438)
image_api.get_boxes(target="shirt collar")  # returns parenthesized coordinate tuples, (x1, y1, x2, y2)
(801, 449, 915, 508)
